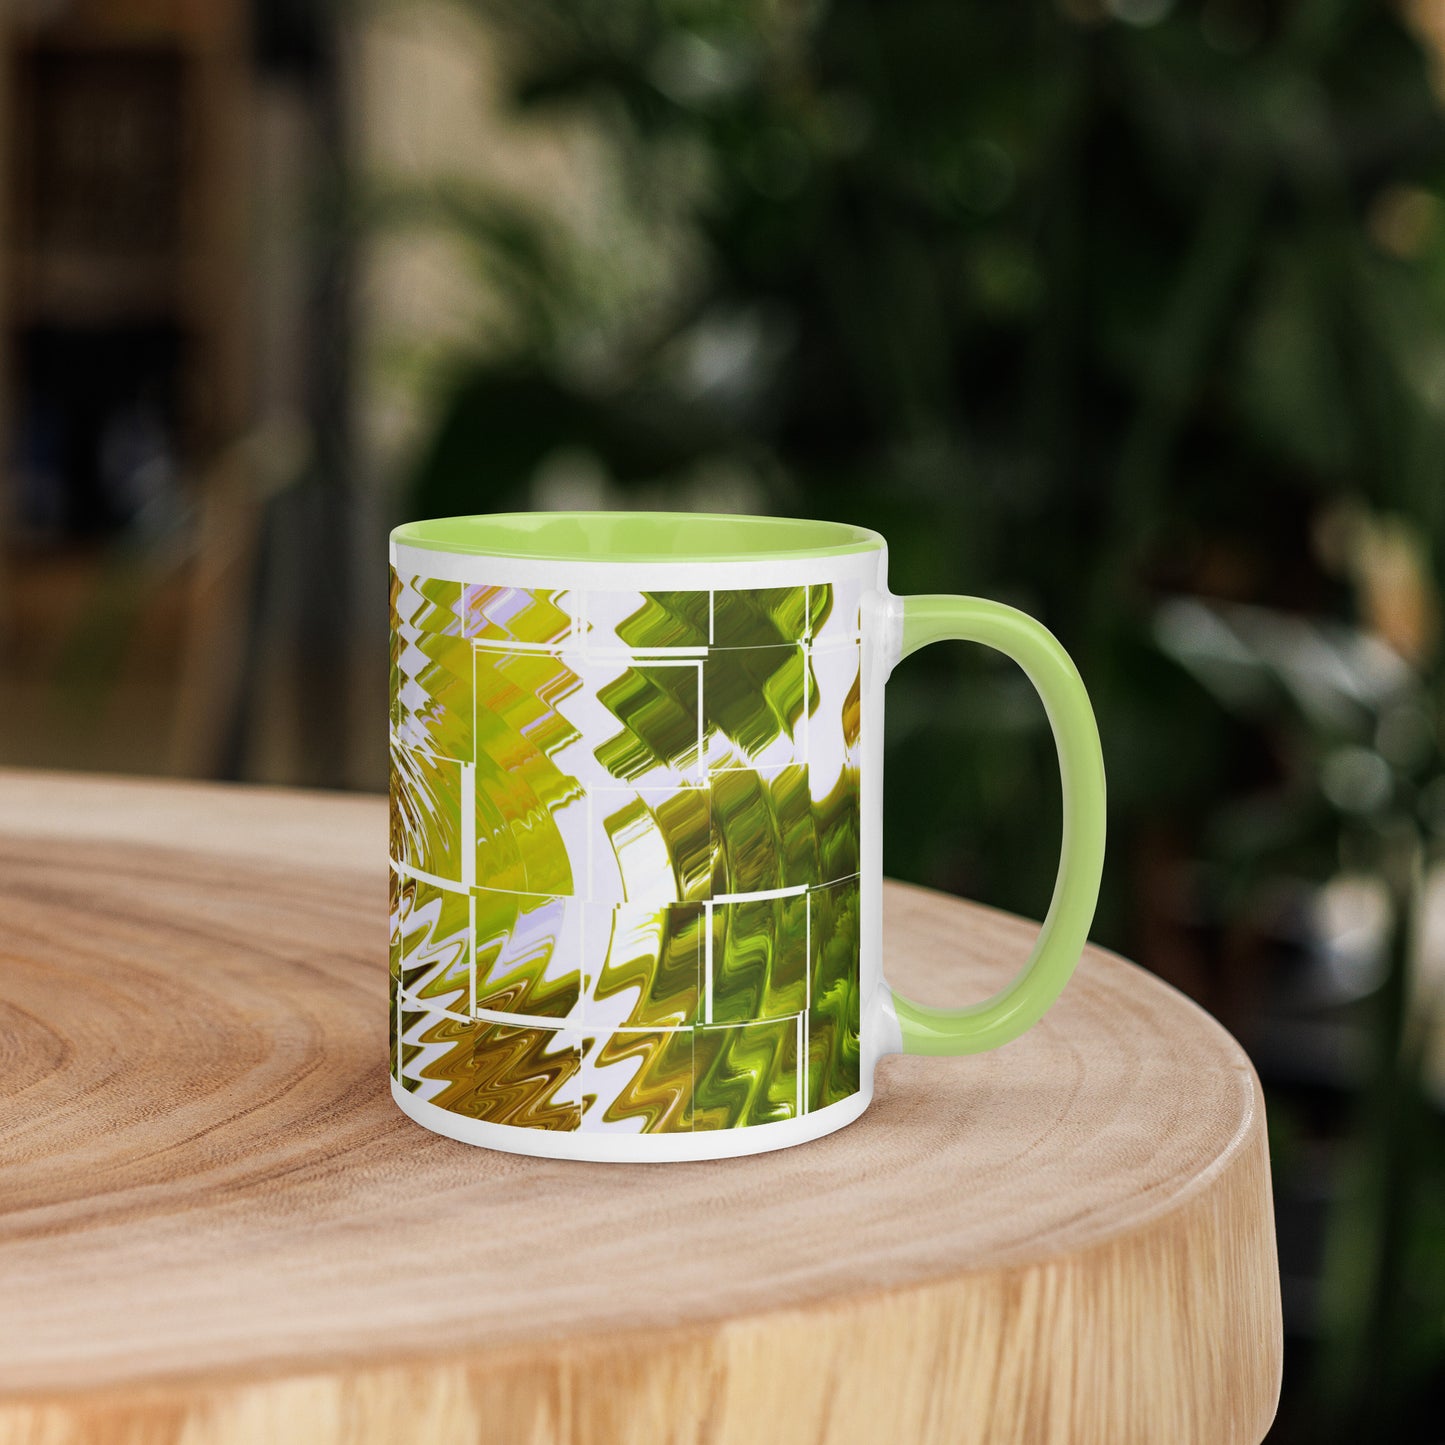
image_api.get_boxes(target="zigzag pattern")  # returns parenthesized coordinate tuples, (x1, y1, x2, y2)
(474, 649, 584, 896)
(593, 664, 702, 781)
(691, 1017, 799, 1130)
(474, 890, 579, 1019)
(418, 1016, 581, 1131)
(593, 901, 704, 1029)
(599, 786, 713, 904)
(464, 584, 571, 644)
(390, 742, 464, 883)
(712, 892, 808, 1025)
(807, 877, 862, 1110)
(389, 569, 865, 1135)
(594, 1028, 696, 1132)
(614, 591, 710, 649)
(393, 575, 473, 761)
(393, 872, 471, 1014)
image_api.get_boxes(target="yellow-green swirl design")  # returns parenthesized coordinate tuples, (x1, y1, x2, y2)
(390, 573, 862, 1133)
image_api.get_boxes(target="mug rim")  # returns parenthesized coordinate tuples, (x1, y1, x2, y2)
(391, 511, 885, 563)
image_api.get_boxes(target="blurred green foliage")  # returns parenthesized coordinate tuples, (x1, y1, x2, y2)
(387, 0, 1445, 1434)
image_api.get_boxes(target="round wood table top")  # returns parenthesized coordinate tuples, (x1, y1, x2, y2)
(0, 772, 1281, 1445)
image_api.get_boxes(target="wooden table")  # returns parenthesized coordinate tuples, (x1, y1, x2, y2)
(0, 773, 1282, 1445)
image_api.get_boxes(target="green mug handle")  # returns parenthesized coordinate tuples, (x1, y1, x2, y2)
(888, 596, 1107, 1055)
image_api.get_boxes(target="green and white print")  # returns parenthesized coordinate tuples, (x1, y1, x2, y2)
(389, 572, 863, 1134)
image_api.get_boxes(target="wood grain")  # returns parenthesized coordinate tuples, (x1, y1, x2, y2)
(0, 771, 1282, 1445)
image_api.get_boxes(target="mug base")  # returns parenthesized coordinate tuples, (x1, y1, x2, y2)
(390, 1077, 872, 1162)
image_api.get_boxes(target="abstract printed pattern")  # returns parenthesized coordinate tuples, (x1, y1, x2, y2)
(390, 568, 863, 1133)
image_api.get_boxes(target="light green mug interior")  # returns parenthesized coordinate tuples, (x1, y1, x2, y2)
(391, 511, 884, 562)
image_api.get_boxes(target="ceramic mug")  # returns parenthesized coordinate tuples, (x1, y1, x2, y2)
(389, 512, 1106, 1161)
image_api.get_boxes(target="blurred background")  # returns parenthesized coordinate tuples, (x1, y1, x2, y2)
(4, 0, 1445, 1434)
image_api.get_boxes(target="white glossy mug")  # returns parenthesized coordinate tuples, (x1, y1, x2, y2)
(389, 512, 1105, 1161)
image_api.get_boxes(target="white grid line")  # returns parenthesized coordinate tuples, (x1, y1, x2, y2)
(398, 986, 472, 1026)
(703, 898, 714, 1025)
(390, 855, 859, 908)
(399, 986, 702, 1038)
(802, 638, 811, 768)
(469, 637, 571, 655)
(389, 858, 468, 895)
(470, 878, 570, 901)
(387, 729, 470, 767)
(546, 642, 711, 665)
(579, 645, 709, 661)
(706, 755, 806, 777)
(712, 883, 808, 904)
(471, 631, 479, 919)
(697, 1013, 799, 1031)
(460, 762, 475, 890)
(469, 1003, 578, 1030)
(695, 662, 705, 780)
(395, 977, 403, 1079)
(805, 888, 812, 1012)
(468, 891, 477, 1017)
(796, 1012, 805, 1119)
(802, 1005, 809, 1116)
(806, 634, 863, 656)
(404, 995, 816, 1042)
